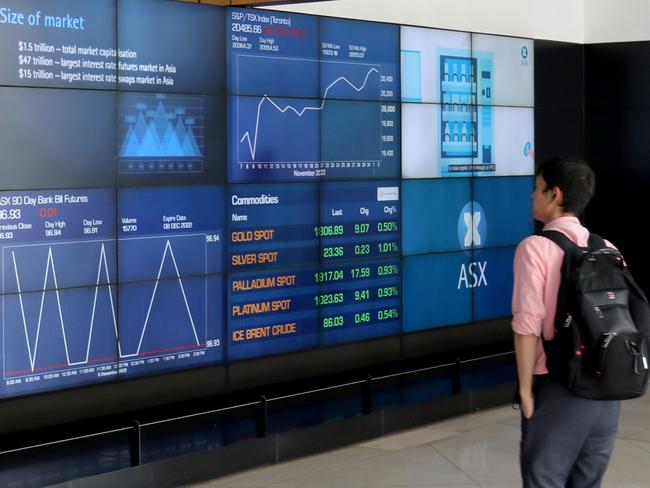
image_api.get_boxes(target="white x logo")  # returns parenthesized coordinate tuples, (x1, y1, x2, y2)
(463, 211, 481, 247)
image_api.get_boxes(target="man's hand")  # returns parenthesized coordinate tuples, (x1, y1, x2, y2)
(519, 390, 535, 419)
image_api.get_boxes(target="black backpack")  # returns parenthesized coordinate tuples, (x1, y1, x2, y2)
(540, 230, 650, 400)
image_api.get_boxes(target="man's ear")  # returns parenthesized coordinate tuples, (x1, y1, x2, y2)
(551, 187, 564, 207)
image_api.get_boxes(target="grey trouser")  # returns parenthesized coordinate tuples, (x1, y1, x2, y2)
(520, 376, 620, 488)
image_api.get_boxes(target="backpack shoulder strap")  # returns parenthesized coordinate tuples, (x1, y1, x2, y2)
(538, 230, 579, 345)
(588, 233, 607, 250)
(538, 230, 579, 253)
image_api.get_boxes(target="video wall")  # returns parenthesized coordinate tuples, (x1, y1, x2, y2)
(0, 0, 533, 398)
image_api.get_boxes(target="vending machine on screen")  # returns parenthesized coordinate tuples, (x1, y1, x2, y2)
(439, 50, 493, 176)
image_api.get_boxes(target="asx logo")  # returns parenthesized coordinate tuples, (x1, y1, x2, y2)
(457, 202, 488, 289)
(457, 261, 488, 289)
(458, 201, 486, 249)
(521, 45, 529, 66)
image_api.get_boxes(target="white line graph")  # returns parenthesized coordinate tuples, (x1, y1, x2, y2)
(239, 67, 380, 161)
(4, 238, 204, 375)
(122, 240, 200, 359)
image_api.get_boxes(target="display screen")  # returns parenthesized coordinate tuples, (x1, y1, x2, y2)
(403, 252, 472, 332)
(402, 176, 533, 257)
(117, 92, 226, 185)
(227, 8, 400, 182)
(473, 176, 534, 247)
(0, 87, 116, 190)
(471, 34, 534, 108)
(227, 181, 402, 358)
(118, 0, 225, 95)
(400, 27, 471, 104)
(117, 0, 226, 186)
(1, 189, 117, 396)
(401, 104, 534, 177)
(118, 186, 225, 378)
(0, 1, 534, 399)
(402, 178, 472, 255)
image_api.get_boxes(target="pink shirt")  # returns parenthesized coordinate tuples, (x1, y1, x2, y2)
(512, 216, 600, 375)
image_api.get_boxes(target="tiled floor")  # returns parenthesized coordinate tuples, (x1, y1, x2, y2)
(183, 393, 650, 488)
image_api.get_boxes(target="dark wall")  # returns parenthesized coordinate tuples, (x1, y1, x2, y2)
(534, 40, 584, 163)
(535, 40, 650, 292)
(584, 41, 650, 291)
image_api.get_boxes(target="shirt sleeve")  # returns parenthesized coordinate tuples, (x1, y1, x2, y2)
(512, 237, 547, 337)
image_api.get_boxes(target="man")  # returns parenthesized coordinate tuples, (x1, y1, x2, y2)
(513, 156, 620, 487)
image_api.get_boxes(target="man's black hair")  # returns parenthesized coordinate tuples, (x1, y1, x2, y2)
(535, 156, 595, 216)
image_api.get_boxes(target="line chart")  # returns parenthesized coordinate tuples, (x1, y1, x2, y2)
(121, 239, 200, 360)
(239, 67, 380, 161)
(9, 244, 116, 372)
(2, 236, 214, 379)
(229, 55, 400, 182)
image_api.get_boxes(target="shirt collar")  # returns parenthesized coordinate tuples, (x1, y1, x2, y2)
(543, 215, 580, 231)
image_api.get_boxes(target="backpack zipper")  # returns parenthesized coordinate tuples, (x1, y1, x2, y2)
(601, 332, 617, 348)
(593, 303, 626, 319)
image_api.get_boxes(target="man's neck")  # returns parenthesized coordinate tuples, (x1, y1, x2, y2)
(544, 212, 577, 225)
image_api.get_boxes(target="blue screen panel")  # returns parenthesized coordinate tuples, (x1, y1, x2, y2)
(319, 18, 399, 102)
(227, 8, 319, 98)
(118, 0, 225, 94)
(117, 92, 226, 185)
(473, 246, 516, 321)
(118, 186, 225, 282)
(114, 186, 226, 377)
(228, 183, 319, 271)
(0, 87, 116, 190)
(118, 274, 224, 377)
(229, 95, 321, 182)
(2, 285, 119, 397)
(0, 0, 117, 90)
(402, 178, 472, 255)
(473, 176, 533, 248)
(228, 266, 318, 360)
(403, 252, 472, 332)
(320, 100, 400, 180)
(0, 188, 118, 397)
